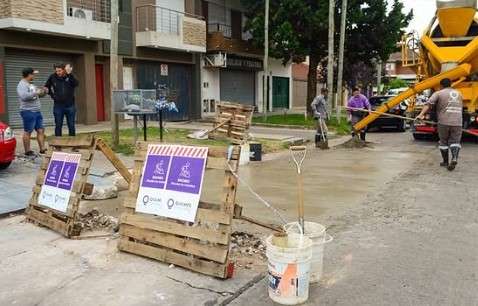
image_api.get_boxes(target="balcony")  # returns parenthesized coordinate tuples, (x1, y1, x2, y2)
(0, 0, 111, 40)
(135, 5, 206, 53)
(207, 24, 261, 57)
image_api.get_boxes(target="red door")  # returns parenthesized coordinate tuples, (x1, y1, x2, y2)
(95, 64, 106, 121)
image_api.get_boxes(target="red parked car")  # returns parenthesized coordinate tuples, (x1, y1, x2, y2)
(0, 121, 16, 169)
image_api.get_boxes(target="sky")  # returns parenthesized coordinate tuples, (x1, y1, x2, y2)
(394, 0, 436, 33)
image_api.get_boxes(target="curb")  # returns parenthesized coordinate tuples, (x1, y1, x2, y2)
(252, 122, 315, 130)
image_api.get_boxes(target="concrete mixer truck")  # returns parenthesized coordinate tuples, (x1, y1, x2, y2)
(354, 0, 478, 139)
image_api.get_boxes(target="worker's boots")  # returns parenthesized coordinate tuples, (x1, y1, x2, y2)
(448, 145, 460, 171)
(315, 134, 329, 150)
(440, 148, 449, 167)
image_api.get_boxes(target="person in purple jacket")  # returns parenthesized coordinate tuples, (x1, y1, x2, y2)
(347, 87, 371, 141)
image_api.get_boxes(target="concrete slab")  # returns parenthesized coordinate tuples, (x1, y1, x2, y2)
(0, 216, 264, 306)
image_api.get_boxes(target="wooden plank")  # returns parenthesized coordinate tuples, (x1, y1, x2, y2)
(123, 198, 231, 225)
(120, 224, 229, 263)
(206, 157, 226, 170)
(48, 135, 95, 148)
(118, 238, 228, 278)
(96, 138, 132, 184)
(120, 214, 230, 245)
(27, 207, 70, 236)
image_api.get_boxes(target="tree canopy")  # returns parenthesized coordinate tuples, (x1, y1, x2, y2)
(241, 0, 412, 105)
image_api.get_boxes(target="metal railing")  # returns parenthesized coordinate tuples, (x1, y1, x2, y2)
(136, 5, 204, 34)
(66, 0, 111, 23)
(207, 23, 232, 38)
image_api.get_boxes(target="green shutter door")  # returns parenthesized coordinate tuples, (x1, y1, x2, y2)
(272, 76, 289, 109)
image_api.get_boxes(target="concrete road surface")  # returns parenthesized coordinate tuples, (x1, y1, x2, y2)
(229, 132, 478, 305)
(1, 131, 478, 305)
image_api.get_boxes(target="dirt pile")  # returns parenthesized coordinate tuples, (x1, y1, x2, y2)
(77, 209, 118, 232)
(337, 137, 373, 149)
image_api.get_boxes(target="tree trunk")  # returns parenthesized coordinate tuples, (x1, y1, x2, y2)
(306, 53, 320, 115)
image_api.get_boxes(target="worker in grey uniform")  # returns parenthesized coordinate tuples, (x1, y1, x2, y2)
(416, 78, 463, 171)
(311, 88, 329, 148)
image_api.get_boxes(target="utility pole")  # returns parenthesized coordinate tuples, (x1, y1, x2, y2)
(263, 0, 270, 119)
(336, 0, 347, 121)
(110, 0, 119, 147)
(376, 60, 382, 95)
(327, 0, 335, 116)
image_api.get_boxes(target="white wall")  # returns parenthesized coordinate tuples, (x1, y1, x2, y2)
(256, 58, 293, 111)
(200, 56, 221, 115)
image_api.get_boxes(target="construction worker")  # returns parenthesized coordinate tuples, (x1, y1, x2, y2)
(347, 87, 371, 141)
(311, 88, 329, 148)
(416, 78, 463, 171)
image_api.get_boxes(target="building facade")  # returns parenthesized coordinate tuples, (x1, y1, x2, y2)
(0, 0, 206, 127)
(385, 52, 417, 83)
(200, 0, 292, 116)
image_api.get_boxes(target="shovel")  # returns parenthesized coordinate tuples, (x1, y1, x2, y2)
(187, 119, 231, 140)
(290, 146, 307, 233)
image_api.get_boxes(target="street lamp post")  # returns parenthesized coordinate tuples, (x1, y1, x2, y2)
(327, 0, 335, 115)
(263, 0, 270, 119)
(336, 0, 348, 121)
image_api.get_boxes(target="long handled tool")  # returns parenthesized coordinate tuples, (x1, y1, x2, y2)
(346, 107, 478, 137)
(318, 116, 329, 149)
(290, 146, 307, 232)
(187, 119, 231, 140)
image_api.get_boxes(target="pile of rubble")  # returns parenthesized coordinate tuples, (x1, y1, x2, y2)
(230, 231, 267, 269)
(77, 209, 118, 232)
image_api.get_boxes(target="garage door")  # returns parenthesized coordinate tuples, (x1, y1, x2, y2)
(220, 70, 255, 105)
(5, 49, 74, 127)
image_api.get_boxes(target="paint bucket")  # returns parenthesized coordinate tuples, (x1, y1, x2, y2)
(266, 224, 313, 305)
(286, 221, 333, 283)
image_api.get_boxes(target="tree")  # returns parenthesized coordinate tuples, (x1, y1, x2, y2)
(241, 0, 329, 111)
(342, 0, 412, 87)
(388, 78, 408, 89)
(241, 0, 412, 109)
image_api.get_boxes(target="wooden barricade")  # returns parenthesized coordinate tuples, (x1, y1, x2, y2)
(211, 102, 254, 143)
(118, 142, 241, 279)
(26, 135, 97, 237)
(26, 135, 132, 238)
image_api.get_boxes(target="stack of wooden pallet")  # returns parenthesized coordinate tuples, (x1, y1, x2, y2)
(211, 102, 254, 143)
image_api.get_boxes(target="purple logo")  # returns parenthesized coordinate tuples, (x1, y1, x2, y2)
(57, 162, 78, 190)
(165, 156, 205, 194)
(141, 155, 171, 189)
(45, 160, 64, 187)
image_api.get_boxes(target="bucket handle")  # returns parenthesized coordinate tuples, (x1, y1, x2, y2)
(283, 222, 304, 236)
(282, 222, 305, 247)
(324, 234, 333, 244)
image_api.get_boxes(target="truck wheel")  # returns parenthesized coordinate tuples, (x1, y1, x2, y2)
(0, 162, 12, 170)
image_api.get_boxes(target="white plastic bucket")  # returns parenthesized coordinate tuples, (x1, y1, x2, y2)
(266, 230, 313, 305)
(286, 222, 333, 283)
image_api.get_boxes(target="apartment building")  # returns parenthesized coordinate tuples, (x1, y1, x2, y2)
(0, 0, 206, 127)
(200, 0, 292, 116)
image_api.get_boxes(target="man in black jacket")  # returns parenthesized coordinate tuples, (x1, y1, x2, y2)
(44, 63, 79, 136)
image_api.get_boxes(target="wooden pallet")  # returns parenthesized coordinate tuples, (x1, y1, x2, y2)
(211, 102, 254, 144)
(118, 142, 241, 278)
(25, 135, 97, 237)
(26, 135, 132, 238)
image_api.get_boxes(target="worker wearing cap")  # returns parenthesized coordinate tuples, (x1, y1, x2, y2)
(347, 87, 371, 141)
(17, 68, 47, 156)
(311, 88, 329, 148)
(417, 78, 463, 171)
